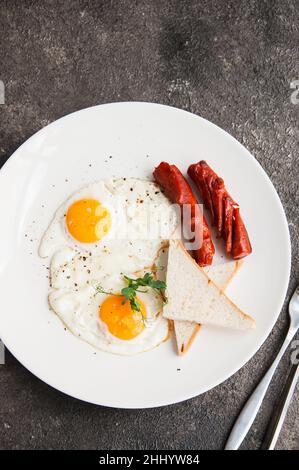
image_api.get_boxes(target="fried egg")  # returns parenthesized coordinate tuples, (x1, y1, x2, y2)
(49, 269, 169, 355)
(40, 178, 178, 274)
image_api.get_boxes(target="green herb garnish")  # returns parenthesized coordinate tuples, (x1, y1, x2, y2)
(95, 272, 167, 326)
(95, 286, 120, 297)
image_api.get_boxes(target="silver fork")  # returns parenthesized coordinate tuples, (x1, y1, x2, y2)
(225, 285, 299, 450)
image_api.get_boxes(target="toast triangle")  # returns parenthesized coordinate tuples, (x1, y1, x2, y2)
(164, 240, 255, 330)
(174, 260, 243, 354)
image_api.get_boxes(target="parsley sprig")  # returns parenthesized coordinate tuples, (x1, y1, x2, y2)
(95, 272, 167, 325)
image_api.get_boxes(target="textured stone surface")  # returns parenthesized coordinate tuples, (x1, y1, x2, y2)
(0, 0, 298, 450)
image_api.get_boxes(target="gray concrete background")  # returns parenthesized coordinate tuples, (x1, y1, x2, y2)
(0, 0, 298, 450)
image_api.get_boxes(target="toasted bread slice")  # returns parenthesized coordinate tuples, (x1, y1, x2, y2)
(174, 321, 201, 355)
(204, 260, 243, 291)
(174, 260, 243, 354)
(164, 240, 255, 330)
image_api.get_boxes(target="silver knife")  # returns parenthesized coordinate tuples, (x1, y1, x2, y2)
(261, 360, 299, 450)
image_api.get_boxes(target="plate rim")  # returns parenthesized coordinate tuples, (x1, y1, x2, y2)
(0, 101, 291, 408)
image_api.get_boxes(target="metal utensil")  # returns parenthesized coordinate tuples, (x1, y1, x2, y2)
(225, 285, 299, 450)
(261, 360, 299, 449)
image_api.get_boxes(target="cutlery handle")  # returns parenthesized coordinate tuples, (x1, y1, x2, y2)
(225, 332, 295, 450)
(262, 361, 299, 450)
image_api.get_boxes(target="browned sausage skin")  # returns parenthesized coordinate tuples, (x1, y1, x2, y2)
(231, 207, 252, 259)
(188, 161, 252, 260)
(153, 162, 215, 266)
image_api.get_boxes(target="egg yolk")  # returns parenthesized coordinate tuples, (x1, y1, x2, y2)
(66, 199, 111, 243)
(100, 295, 146, 340)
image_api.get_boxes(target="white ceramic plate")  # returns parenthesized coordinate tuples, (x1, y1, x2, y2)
(0, 103, 291, 408)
